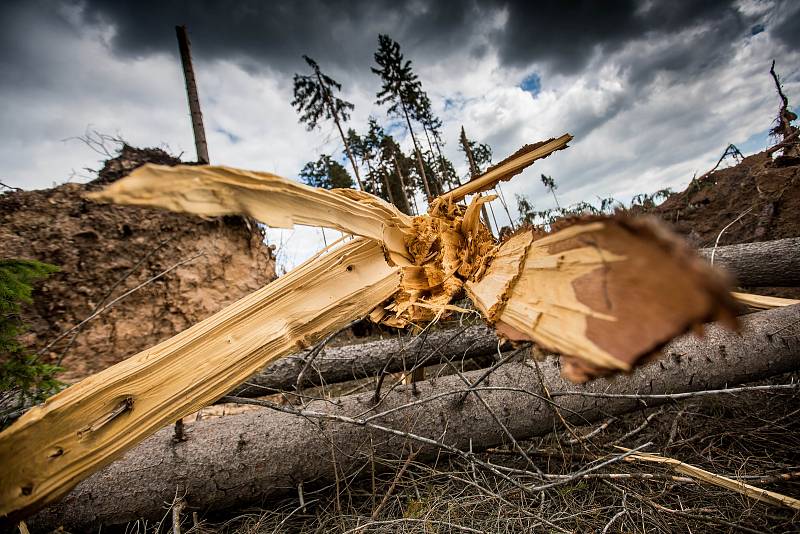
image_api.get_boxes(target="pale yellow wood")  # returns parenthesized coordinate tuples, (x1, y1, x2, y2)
(731, 291, 800, 309)
(625, 450, 800, 510)
(0, 238, 400, 520)
(467, 219, 735, 382)
(436, 134, 573, 204)
(87, 164, 413, 260)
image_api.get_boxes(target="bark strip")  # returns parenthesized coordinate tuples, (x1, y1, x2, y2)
(29, 305, 800, 531)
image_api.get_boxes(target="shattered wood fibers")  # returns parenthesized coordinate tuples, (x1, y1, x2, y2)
(0, 134, 740, 522)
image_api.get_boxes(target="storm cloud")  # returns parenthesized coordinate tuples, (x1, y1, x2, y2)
(1, 0, 798, 268)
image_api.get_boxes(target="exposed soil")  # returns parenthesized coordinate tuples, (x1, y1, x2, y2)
(654, 149, 800, 247)
(0, 146, 276, 381)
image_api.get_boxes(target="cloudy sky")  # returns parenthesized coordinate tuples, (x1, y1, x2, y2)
(2, 0, 798, 270)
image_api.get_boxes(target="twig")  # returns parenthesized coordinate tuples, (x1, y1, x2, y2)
(606, 407, 664, 446)
(55, 237, 174, 366)
(296, 317, 363, 393)
(0, 181, 22, 192)
(457, 342, 528, 404)
(371, 447, 418, 519)
(550, 383, 798, 400)
(710, 207, 754, 265)
(524, 442, 652, 492)
(601, 509, 626, 534)
(171, 489, 185, 534)
(562, 417, 616, 445)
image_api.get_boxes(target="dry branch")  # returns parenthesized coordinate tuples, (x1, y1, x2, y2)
(27, 304, 800, 531)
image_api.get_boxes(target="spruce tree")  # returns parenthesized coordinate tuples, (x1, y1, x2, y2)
(292, 56, 364, 190)
(299, 155, 354, 190)
(372, 35, 436, 201)
(1, 259, 62, 413)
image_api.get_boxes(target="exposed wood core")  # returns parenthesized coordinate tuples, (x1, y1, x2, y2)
(467, 217, 737, 382)
(0, 134, 743, 522)
(435, 134, 573, 204)
(87, 165, 413, 262)
(0, 239, 400, 522)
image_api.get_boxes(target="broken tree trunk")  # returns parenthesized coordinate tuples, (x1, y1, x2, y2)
(29, 305, 800, 531)
(231, 323, 502, 396)
(697, 237, 800, 287)
(175, 26, 210, 165)
(0, 238, 399, 522)
(0, 135, 739, 521)
(234, 236, 800, 395)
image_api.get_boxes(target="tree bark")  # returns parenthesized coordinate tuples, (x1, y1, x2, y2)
(401, 101, 433, 201)
(29, 305, 800, 531)
(230, 324, 502, 396)
(696, 237, 800, 287)
(175, 26, 209, 165)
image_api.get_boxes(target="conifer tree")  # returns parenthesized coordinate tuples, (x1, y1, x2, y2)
(292, 56, 364, 190)
(299, 154, 354, 190)
(371, 35, 435, 201)
(1, 259, 61, 414)
(413, 92, 457, 189)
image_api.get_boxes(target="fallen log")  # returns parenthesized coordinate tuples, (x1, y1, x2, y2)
(697, 237, 800, 287)
(30, 305, 800, 532)
(231, 323, 502, 396)
(234, 236, 799, 395)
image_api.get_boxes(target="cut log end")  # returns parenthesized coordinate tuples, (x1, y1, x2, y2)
(468, 216, 739, 382)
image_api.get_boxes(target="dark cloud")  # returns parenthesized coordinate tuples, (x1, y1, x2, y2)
(771, 4, 800, 52)
(486, 0, 749, 76)
(5, 0, 770, 82)
(72, 0, 492, 75)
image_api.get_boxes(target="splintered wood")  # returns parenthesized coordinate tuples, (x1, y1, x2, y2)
(0, 133, 739, 521)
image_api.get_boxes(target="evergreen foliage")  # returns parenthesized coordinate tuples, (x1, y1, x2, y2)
(0, 259, 62, 404)
(291, 56, 354, 131)
(299, 155, 354, 190)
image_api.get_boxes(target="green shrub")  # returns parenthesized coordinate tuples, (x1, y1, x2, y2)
(0, 259, 62, 404)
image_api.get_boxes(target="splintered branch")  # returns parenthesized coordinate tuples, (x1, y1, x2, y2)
(0, 238, 399, 522)
(0, 134, 742, 523)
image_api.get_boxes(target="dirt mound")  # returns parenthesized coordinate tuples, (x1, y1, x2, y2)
(90, 144, 188, 186)
(654, 149, 800, 247)
(1, 146, 276, 381)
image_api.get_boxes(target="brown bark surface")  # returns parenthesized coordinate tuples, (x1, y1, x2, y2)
(231, 323, 501, 396)
(29, 305, 800, 532)
(175, 25, 209, 164)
